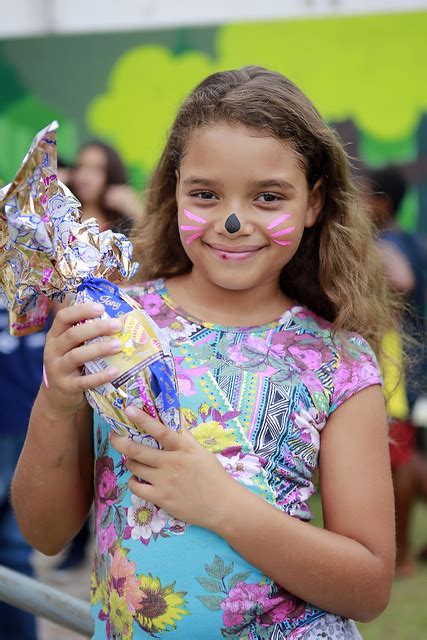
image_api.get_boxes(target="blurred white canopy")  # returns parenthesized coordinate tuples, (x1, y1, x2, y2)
(1, 0, 427, 38)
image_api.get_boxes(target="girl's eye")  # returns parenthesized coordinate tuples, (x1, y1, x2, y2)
(191, 190, 218, 200)
(256, 192, 283, 204)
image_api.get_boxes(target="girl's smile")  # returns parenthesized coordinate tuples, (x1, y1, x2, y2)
(203, 241, 266, 262)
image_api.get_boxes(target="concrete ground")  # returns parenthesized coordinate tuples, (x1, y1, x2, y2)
(32, 546, 93, 640)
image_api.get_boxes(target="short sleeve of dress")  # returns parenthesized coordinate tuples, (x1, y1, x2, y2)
(328, 334, 383, 416)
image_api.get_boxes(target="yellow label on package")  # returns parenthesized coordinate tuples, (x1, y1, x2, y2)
(85, 308, 163, 387)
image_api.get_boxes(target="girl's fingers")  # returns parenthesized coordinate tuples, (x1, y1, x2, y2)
(56, 316, 122, 356)
(128, 475, 157, 503)
(71, 367, 119, 392)
(109, 432, 164, 467)
(48, 303, 106, 339)
(63, 338, 122, 371)
(125, 406, 182, 451)
(125, 459, 158, 485)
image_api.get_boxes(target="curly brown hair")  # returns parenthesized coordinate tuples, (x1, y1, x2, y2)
(132, 66, 399, 358)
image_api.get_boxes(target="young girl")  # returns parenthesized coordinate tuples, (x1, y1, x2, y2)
(12, 67, 395, 639)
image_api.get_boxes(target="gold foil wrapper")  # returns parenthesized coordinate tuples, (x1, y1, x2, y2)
(0, 121, 136, 336)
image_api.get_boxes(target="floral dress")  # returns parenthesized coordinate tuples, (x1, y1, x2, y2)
(91, 279, 381, 639)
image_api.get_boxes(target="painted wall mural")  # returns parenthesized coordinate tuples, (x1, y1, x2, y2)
(1, 11, 426, 230)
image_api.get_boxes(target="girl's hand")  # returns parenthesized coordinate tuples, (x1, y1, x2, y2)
(104, 185, 144, 222)
(110, 406, 236, 530)
(42, 302, 123, 417)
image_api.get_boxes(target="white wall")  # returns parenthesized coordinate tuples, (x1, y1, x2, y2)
(1, 0, 427, 38)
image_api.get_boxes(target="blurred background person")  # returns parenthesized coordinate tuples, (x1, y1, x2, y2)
(71, 140, 144, 236)
(364, 165, 427, 577)
(57, 157, 74, 186)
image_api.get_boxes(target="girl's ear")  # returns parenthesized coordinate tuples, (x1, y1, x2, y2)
(305, 178, 324, 228)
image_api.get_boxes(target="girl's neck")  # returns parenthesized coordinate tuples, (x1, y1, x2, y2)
(165, 270, 294, 327)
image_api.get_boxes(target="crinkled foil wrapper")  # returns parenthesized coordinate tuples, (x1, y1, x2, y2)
(0, 121, 180, 440)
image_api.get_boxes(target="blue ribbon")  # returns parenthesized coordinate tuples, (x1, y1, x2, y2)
(77, 276, 132, 318)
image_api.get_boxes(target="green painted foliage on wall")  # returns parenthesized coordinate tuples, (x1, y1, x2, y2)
(87, 11, 427, 180)
(88, 45, 214, 176)
(0, 53, 26, 113)
(215, 13, 427, 140)
(0, 94, 77, 184)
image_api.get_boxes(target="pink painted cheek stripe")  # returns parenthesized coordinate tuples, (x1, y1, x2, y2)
(186, 232, 202, 245)
(272, 239, 292, 246)
(271, 226, 295, 238)
(267, 213, 292, 230)
(180, 225, 202, 231)
(183, 209, 207, 224)
(43, 364, 49, 388)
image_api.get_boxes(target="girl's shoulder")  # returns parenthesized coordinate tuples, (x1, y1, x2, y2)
(290, 304, 376, 358)
(288, 305, 382, 413)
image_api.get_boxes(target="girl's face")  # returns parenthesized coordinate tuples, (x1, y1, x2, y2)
(73, 146, 108, 205)
(175, 123, 323, 293)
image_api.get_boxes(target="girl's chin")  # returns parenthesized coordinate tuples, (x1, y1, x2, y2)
(198, 270, 267, 293)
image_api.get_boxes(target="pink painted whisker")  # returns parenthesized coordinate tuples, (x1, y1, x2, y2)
(270, 226, 295, 238)
(272, 239, 292, 246)
(266, 213, 292, 230)
(183, 209, 207, 224)
(180, 225, 203, 231)
(186, 232, 202, 245)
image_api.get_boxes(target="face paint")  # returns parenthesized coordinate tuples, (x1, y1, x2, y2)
(266, 213, 292, 230)
(272, 239, 292, 246)
(266, 213, 294, 246)
(180, 210, 207, 246)
(183, 209, 207, 224)
(224, 213, 241, 234)
(270, 226, 295, 238)
(185, 232, 203, 245)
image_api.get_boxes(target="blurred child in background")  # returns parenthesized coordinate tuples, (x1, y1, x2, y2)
(72, 141, 143, 236)
(364, 166, 427, 577)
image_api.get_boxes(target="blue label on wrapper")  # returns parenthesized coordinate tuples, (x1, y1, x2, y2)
(77, 277, 132, 317)
(150, 359, 180, 411)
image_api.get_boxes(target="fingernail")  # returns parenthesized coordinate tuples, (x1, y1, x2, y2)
(110, 340, 122, 350)
(106, 367, 118, 376)
(110, 319, 121, 330)
(125, 406, 138, 418)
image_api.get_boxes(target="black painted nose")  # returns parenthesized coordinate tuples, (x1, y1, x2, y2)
(224, 213, 241, 233)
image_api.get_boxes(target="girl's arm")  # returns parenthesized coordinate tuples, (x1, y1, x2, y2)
(11, 302, 123, 555)
(112, 385, 394, 623)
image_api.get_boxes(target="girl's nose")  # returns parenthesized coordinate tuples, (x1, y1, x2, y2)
(224, 213, 241, 234)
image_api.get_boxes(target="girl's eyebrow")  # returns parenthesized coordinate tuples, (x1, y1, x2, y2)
(182, 176, 223, 187)
(253, 179, 296, 192)
(182, 176, 296, 192)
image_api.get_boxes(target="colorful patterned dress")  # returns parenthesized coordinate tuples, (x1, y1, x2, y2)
(91, 279, 382, 639)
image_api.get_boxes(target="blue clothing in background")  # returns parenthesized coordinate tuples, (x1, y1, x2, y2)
(381, 230, 426, 407)
(0, 302, 48, 435)
(0, 299, 49, 640)
(0, 434, 37, 639)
